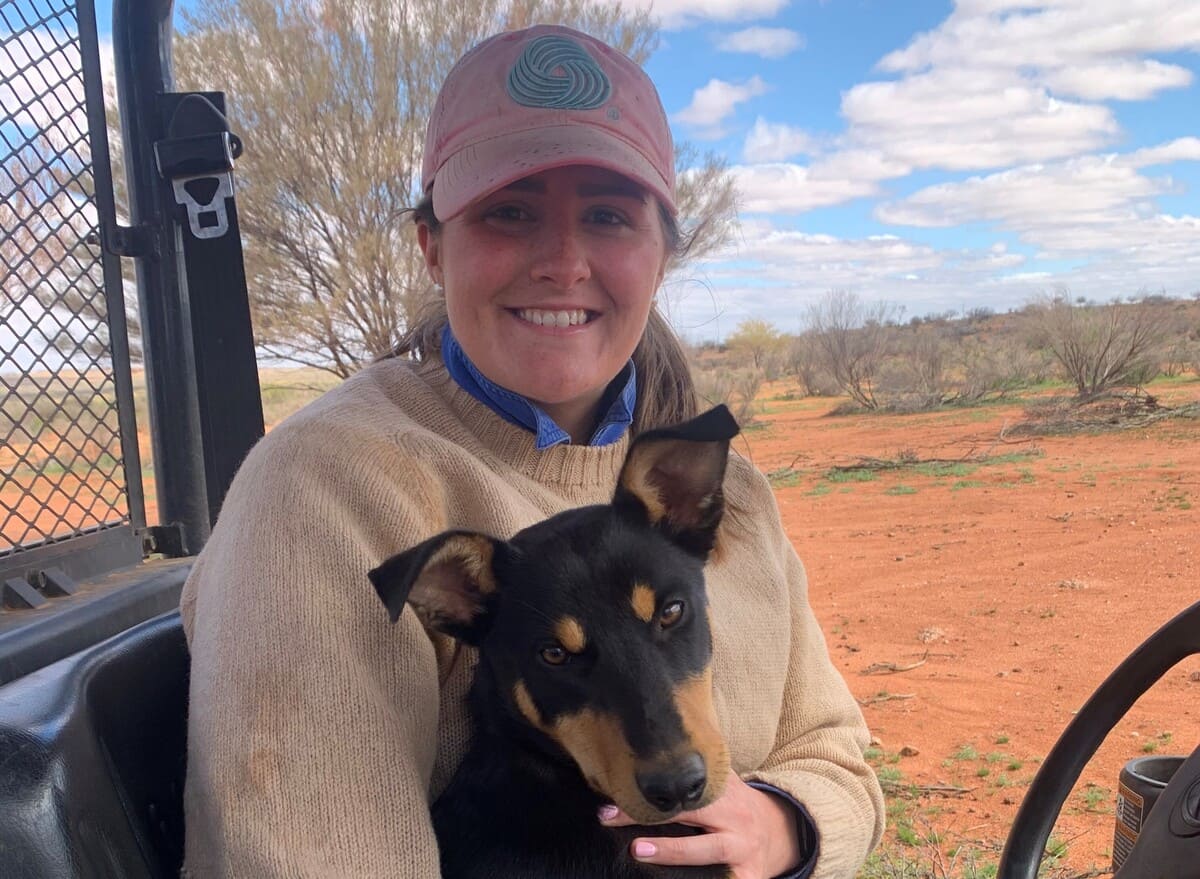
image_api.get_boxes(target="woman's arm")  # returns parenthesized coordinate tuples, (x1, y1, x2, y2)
(739, 468, 886, 879)
(181, 423, 451, 877)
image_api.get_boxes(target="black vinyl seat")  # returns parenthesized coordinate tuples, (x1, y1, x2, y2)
(0, 611, 189, 878)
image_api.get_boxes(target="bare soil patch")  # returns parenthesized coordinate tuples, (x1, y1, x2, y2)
(745, 381, 1200, 873)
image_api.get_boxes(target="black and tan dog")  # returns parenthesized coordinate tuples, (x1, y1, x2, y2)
(369, 406, 740, 878)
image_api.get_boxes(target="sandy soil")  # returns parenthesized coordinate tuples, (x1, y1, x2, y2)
(741, 383, 1200, 872)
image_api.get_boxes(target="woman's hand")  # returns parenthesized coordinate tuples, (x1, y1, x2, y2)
(597, 771, 803, 878)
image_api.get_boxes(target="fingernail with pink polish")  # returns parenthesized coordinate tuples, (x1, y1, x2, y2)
(598, 804, 619, 821)
(634, 841, 657, 859)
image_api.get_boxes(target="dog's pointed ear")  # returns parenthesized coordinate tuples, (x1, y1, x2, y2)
(614, 405, 740, 559)
(368, 530, 501, 644)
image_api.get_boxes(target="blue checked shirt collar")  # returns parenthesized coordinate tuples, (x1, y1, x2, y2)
(441, 325, 635, 449)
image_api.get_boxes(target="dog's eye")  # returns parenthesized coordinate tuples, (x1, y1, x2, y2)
(540, 645, 570, 666)
(659, 601, 685, 629)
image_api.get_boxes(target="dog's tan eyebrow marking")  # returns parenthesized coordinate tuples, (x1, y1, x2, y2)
(555, 617, 587, 653)
(630, 583, 656, 624)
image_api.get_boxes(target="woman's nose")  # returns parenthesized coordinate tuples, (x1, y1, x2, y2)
(529, 222, 591, 289)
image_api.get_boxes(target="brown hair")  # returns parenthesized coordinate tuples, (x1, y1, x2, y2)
(386, 194, 699, 434)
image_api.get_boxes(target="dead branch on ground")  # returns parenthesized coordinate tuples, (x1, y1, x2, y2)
(858, 692, 916, 706)
(861, 654, 928, 675)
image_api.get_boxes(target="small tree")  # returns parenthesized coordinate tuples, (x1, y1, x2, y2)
(724, 318, 783, 371)
(1026, 292, 1167, 399)
(690, 361, 762, 426)
(953, 336, 1042, 401)
(806, 289, 896, 410)
(892, 326, 948, 402)
(785, 332, 825, 397)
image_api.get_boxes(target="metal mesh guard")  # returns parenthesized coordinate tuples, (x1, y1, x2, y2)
(1, 0, 131, 555)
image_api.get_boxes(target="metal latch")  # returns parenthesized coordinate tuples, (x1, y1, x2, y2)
(154, 95, 244, 239)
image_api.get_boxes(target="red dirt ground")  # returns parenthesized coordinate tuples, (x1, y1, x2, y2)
(741, 383, 1200, 872)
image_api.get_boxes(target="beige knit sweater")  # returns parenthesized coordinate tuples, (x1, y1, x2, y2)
(180, 358, 884, 879)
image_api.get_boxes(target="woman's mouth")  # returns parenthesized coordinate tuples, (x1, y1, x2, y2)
(514, 308, 595, 328)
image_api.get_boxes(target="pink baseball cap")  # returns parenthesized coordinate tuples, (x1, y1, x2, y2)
(422, 24, 676, 222)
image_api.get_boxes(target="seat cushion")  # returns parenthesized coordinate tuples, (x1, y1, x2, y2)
(0, 611, 188, 879)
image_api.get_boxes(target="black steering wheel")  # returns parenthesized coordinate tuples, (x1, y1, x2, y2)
(997, 600, 1200, 879)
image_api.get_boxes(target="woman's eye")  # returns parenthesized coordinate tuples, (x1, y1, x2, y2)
(540, 645, 569, 666)
(659, 600, 685, 629)
(587, 207, 628, 227)
(486, 204, 533, 223)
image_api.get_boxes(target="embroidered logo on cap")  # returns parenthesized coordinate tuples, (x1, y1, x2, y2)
(506, 35, 611, 110)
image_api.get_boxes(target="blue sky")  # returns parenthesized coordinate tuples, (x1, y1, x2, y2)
(9, 0, 1198, 347)
(633, 0, 1200, 340)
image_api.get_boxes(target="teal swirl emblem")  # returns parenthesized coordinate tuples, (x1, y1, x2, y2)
(507, 36, 611, 110)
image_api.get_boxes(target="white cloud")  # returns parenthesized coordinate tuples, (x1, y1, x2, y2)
(1044, 58, 1193, 101)
(880, 0, 1200, 84)
(952, 245, 1026, 272)
(875, 143, 1200, 267)
(717, 27, 804, 59)
(1122, 137, 1200, 168)
(842, 69, 1120, 170)
(806, 149, 912, 183)
(726, 226, 943, 277)
(616, 0, 789, 30)
(730, 163, 884, 213)
(730, 149, 915, 213)
(742, 117, 814, 162)
(674, 76, 768, 136)
(876, 157, 1163, 229)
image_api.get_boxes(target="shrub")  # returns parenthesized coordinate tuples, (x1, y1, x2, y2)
(806, 289, 898, 410)
(691, 363, 763, 426)
(1024, 292, 1168, 399)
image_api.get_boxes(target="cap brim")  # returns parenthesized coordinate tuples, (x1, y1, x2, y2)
(430, 124, 676, 222)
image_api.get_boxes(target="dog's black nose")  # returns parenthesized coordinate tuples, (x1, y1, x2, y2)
(637, 753, 708, 813)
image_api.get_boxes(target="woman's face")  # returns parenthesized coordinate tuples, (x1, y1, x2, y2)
(419, 165, 669, 436)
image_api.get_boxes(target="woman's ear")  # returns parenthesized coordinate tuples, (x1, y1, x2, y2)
(417, 221, 444, 288)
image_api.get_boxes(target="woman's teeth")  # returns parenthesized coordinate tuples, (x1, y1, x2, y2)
(517, 308, 590, 328)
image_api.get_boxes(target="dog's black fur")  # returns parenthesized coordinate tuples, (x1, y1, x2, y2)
(369, 406, 740, 879)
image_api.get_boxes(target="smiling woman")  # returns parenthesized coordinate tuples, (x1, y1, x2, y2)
(399, 166, 692, 444)
(178, 22, 884, 879)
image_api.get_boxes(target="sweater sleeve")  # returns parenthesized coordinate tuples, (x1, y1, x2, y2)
(180, 421, 452, 878)
(736, 466, 886, 879)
